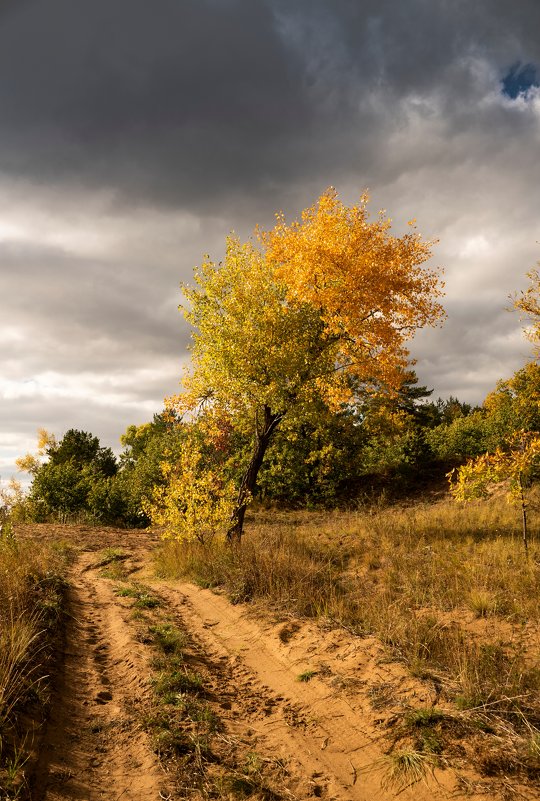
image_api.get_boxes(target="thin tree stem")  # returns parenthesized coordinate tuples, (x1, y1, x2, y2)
(518, 471, 529, 557)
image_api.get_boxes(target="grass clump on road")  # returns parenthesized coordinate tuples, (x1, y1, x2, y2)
(98, 547, 128, 580)
(152, 668, 203, 702)
(114, 582, 161, 609)
(149, 622, 187, 655)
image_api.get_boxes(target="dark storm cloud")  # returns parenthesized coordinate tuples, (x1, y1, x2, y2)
(0, 0, 316, 213)
(0, 0, 536, 216)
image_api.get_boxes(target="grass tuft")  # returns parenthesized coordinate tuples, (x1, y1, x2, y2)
(152, 669, 203, 702)
(149, 623, 186, 655)
(296, 670, 316, 683)
(380, 749, 437, 792)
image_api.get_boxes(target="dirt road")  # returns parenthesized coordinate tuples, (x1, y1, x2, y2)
(23, 525, 498, 800)
(32, 532, 164, 801)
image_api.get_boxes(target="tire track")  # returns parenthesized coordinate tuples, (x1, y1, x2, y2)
(33, 552, 163, 801)
(152, 581, 455, 801)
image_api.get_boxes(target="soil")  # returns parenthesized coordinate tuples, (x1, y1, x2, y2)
(16, 524, 538, 801)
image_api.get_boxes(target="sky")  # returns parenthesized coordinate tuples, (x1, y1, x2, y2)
(1, 0, 540, 482)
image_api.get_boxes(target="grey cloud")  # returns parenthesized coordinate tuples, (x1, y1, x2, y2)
(0, 0, 315, 213)
(412, 298, 531, 404)
(1, 391, 163, 483)
(0, 241, 188, 366)
(1, 0, 536, 217)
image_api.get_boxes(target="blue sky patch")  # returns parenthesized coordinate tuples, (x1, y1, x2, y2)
(502, 62, 539, 98)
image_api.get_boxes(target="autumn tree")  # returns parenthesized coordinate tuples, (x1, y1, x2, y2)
(168, 189, 444, 540)
(449, 268, 540, 552)
(449, 431, 540, 554)
(17, 429, 122, 522)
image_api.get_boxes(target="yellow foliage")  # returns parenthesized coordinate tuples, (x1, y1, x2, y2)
(15, 454, 40, 474)
(514, 265, 540, 349)
(170, 189, 444, 421)
(144, 438, 237, 544)
(169, 236, 336, 419)
(450, 431, 540, 506)
(36, 428, 56, 454)
(16, 428, 56, 475)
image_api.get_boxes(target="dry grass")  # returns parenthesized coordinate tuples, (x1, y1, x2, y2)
(155, 495, 540, 629)
(364, 748, 438, 793)
(155, 494, 540, 783)
(0, 528, 71, 798)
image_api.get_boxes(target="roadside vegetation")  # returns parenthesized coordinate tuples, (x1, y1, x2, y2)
(0, 510, 71, 798)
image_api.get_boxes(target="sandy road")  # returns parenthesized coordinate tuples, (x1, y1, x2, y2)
(150, 580, 455, 801)
(33, 546, 163, 801)
(24, 524, 498, 801)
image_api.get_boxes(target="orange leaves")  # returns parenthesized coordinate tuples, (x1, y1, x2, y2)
(174, 189, 444, 420)
(262, 188, 444, 393)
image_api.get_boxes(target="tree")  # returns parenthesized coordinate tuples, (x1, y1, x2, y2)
(168, 189, 444, 540)
(449, 431, 540, 554)
(483, 362, 540, 444)
(48, 429, 117, 477)
(426, 410, 490, 463)
(17, 429, 120, 522)
(449, 268, 540, 553)
(256, 398, 367, 505)
(117, 413, 185, 526)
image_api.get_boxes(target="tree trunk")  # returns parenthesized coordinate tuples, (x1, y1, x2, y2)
(227, 406, 283, 543)
(518, 472, 529, 557)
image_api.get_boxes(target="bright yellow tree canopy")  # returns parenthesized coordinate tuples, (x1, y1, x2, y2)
(170, 189, 444, 423)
